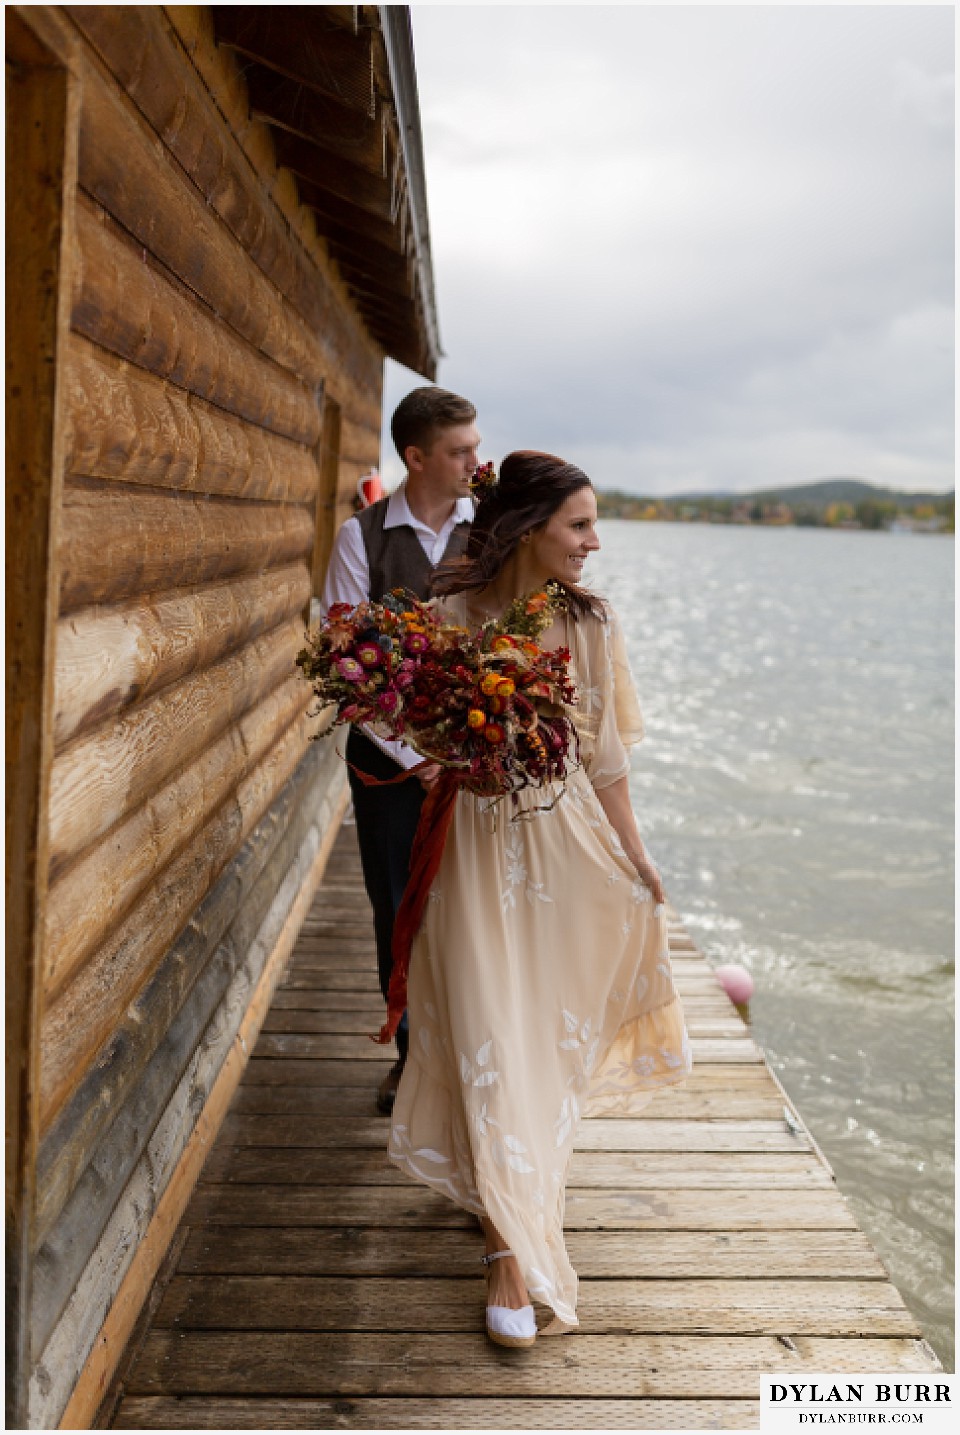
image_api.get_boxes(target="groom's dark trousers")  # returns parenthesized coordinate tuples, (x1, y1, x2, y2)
(345, 727, 425, 1063)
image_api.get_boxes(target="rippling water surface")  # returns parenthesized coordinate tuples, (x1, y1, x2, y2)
(594, 521, 954, 1367)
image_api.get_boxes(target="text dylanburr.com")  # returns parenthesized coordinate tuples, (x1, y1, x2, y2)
(761, 1376, 954, 1433)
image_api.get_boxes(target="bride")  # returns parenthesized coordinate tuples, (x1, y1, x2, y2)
(387, 450, 691, 1346)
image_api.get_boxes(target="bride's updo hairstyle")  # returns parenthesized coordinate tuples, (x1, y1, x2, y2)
(432, 450, 605, 621)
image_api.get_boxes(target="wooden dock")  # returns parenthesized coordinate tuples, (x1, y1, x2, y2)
(105, 821, 939, 1429)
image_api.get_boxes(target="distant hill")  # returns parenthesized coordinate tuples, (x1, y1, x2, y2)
(620, 478, 953, 512)
(735, 479, 953, 512)
(595, 477, 954, 531)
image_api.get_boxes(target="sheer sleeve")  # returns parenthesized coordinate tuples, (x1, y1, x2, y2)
(580, 605, 645, 790)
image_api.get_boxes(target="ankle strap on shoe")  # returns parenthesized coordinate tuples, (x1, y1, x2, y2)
(480, 1249, 516, 1266)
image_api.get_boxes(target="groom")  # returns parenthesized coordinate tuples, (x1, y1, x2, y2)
(321, 387, 480, 1113)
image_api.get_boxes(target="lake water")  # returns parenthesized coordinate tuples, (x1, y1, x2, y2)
(594, 520, 954, 1368)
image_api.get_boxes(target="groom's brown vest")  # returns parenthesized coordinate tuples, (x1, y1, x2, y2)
(355, 496, 471, 602)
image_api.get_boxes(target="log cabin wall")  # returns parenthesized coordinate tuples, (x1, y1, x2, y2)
(6, 6, 439, 1426)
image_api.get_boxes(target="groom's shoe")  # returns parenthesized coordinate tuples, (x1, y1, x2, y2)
(376, 1056, 406, 1115)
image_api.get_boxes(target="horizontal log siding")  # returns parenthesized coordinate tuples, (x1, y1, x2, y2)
(64, 336, 319, 503)
(53, 563, 311, 748)
(44, 677, 310, 1002)
(77, 56, 331, 394)
(35, 742, 339, 1249)
(47, 615, 306, 873)
(57, 479, 314, 612)
(31, 9, 387, 1424)
(65, 3, 382, 405)
(40, 710, 313, 1127)
(31, 745, 346, 1426)
(73, 199, 322, 447)
(339, 414, 382, 472)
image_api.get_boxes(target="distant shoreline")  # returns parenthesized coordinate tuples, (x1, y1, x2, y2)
(599, 515, 954, 535)
(596, 486, 954, 535)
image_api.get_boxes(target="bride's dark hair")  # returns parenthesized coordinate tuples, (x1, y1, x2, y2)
(431, 450, 605, 620)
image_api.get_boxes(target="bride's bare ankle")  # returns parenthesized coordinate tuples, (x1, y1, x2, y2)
(480, 1216, 509, 1257)
(480, 1223, 530, 1310)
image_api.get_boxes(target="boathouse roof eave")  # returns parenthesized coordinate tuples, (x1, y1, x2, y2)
(378, 3, 443, 377)
(211, 3, 442, 380)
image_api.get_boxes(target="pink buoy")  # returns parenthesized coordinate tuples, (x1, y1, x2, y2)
(714, 963, 755, 1005)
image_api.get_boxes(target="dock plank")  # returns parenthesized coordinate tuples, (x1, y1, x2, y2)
(121, 1331, 938, 1397)
(155, 1274, 919, 1336)
(228, 1078, 789, 1120)
(184, 1183, 861, 1230)
(107, 821, 937, 1431)
(199, 1146, 832, 1189)
(252, 1031, 764, 1062)
(215, 1112, 804, 1151)
(115, 1395, 761, 1428)
(178, 1228, 886, 1279)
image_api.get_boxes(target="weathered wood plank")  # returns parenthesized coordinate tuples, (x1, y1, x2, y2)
(123, 1330, 936, 1398)
(53, 562, 311, 748)
(31, 749, 340, 1352)
(155, 1274, 919, 1336)
(45, 678, 310, 999)
(250, 1031, 763, 1065)
(239, 1055, 776, 1091)
(228, 1080, 788, 1122)
(267, 986, 736, 1013)
(57, 477, 313, 612)
(65, 3, 382, 401)
(63, 334, 319, 503)
(278, 971, 382, 993)
(199, 1145, 830, 1191)
(48, 611, 304, 873)
(260, 1008, 746, 1039)
(177, 1225, 885, 1280)
(73, 197, 320, 445)
(212, 1113, 810, 1153)
(35, 743, 334, 1241)
(290, 921, 378, 943)
(184, 1185, 858, 1232)
(114, 1395, 760, 1430)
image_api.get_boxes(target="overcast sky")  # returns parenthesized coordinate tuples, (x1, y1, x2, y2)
(379, 3, 954, 496)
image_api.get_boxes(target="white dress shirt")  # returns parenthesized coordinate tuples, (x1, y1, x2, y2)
(321, 481, 474, 769)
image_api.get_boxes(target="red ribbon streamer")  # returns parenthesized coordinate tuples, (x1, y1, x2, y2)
(372, 769, 462, 1045)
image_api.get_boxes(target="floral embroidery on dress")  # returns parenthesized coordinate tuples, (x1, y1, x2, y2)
(460, 1040, 499, 1087)
(389, 1123, 484, 1211)
(553, 1094, 576, 1148)
(472, 1101, 537, 1174)
(501, 822, 554, 911)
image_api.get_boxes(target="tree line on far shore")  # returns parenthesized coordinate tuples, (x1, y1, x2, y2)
(596, 479, 955, 533)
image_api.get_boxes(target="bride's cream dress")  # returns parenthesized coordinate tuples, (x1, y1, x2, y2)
(388, 594, 691, 1327)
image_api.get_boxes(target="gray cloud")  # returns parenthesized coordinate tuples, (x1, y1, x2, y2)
(381, 5, 954, 495)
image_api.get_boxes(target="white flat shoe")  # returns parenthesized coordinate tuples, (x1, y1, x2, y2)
(481, 1249, 537, 1348)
